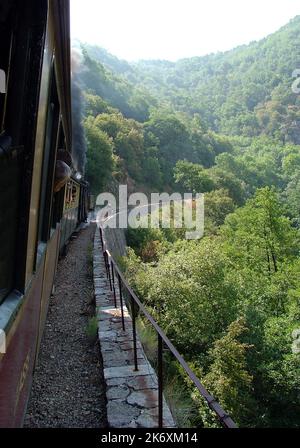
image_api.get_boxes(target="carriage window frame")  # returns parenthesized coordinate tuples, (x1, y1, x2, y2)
(51, 121, 66, 229)
(37, 64, 60, 247)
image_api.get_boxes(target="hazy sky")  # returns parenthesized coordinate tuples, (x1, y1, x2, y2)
(71, 0, 299, 61)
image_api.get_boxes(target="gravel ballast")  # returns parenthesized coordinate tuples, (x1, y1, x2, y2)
(24, 223, 107, 428)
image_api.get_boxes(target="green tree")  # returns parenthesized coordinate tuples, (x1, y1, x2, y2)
(174, 160, 215, 193)
(222, 187, 298, 276)
(282, 170, 300, 225)
(84, 117, 114, 194)
(203, 318, 254, 426)
(205, 189, 236, 229)
(124, 238, 238, 353)
(209, 167, 246, 205)
(84, 92, 117, 117)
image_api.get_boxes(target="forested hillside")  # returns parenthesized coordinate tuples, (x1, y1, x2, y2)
(75, 16, 300, 427)
(83, 16, 300, 142)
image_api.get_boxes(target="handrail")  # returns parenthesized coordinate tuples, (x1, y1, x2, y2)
(99, 226, 237, 429)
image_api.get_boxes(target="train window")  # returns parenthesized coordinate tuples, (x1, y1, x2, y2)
(0, 143, 23, 303)
(0, 69, 5, 93)
(51, 123, 66, 229)
(37, 67, 60, 245)
(0, 0, 47, 298)
(51, 184, 65, 229)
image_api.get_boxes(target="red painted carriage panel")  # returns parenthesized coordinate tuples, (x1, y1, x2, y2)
(0, 261, 44, 428)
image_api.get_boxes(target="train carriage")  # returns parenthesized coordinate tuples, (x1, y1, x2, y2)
(0, 0, 87, 427)
(60, 178, 82, 252)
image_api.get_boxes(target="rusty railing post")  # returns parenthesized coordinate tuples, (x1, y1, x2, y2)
(99, 227, 104, 250)
(103, 251, 109, 279)
(158, 334, 163, 428)
(111, 261, 117, 308)
(131, 295, 138, 371)
(106, 254, 113, 292)
(118, 273, 126, 331)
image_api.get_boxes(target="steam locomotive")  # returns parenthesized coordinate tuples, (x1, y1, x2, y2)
(0, 0, 89, 427)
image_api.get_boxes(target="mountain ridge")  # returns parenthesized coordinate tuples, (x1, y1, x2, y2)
(79, 15, 300, 142)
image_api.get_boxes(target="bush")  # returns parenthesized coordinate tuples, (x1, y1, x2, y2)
(86, 316, 98, 343)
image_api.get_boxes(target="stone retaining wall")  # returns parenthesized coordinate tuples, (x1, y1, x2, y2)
(93, 229, 175, 428)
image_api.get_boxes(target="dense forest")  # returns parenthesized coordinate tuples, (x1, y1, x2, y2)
(75, 16, 300, 427)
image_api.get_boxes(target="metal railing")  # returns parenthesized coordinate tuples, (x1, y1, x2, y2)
(99, 226, 237, 429)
